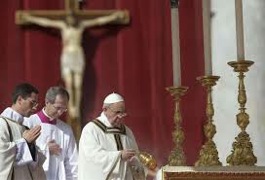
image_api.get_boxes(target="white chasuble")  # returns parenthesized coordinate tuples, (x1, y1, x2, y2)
(0, 113, 46, 180)
(78, 112, 146, 180)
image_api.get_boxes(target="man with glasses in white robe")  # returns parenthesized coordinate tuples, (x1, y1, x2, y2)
(0, 83, 46, 180)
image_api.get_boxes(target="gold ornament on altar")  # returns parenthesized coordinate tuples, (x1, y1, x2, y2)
(195, 75, 222, 166)
(138, 151, 157, 170)
(166, 86, 188, 166)
(226, 60, 257, 166)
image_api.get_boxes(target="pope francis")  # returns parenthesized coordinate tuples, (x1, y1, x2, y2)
(78, 93, 147, 180)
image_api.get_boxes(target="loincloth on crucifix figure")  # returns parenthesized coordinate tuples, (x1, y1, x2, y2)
(18, 10, 128, 120)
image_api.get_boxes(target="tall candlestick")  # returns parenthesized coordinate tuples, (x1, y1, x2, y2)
(171, 5, 181, 86)
(235, 0, 245, 60)
(202, 0, 212, 75)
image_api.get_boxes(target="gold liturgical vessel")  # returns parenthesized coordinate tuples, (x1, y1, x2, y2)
(226, 60, 257, 166)
(166, 86, 188, 166)
(138, 151, 157, 170)
(195, 75, 222, 166)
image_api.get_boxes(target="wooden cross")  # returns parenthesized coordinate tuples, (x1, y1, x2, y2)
(15, 0, 130, 139)
(16, 0, 129, 24)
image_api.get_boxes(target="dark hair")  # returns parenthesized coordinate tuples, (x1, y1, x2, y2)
(11, 83, 39, 104)
(45, 86, 69, 104)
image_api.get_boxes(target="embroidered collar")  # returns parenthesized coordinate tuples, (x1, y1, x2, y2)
(93, 118, 126, 135)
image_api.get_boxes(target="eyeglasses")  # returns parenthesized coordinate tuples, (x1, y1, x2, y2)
(108, 107, 127, 117)
(52, 104, 68, 112)
(27, 99, 39, 108)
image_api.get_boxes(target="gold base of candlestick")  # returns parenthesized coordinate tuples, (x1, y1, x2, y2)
(226, 60, 257, 166)
(195, 75, 222, 166)
(166, 86, 188, 166)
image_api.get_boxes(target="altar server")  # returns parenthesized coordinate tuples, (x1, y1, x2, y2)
(24, 86, 78, 180)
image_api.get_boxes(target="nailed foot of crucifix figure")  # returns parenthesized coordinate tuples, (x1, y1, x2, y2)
(17, 10, 129, 120)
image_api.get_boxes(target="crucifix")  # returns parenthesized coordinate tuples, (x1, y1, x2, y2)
(16, 0, 130, 137)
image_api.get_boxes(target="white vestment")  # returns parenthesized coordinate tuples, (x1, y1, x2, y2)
(0, 107, 46, 180)
(24, 110, 78, 180)
(153, 168, 163, 180)
(78, 112, 146, 180)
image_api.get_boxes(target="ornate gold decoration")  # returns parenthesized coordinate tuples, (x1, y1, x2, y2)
(162, 166, 265, 180)
(166, 86, 188, 166)
(195, 75, 222, 166)
(164, 171, 265, 180)
(138, 151, 157, 170)
(226, 60, 257, 166)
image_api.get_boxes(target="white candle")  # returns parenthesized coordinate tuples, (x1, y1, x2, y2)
(202, 0, 212, 75)
(171, 8, 181, 86)
(235, 0, 245, 60)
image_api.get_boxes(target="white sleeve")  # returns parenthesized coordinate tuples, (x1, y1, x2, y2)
(154, 168, 163, 180)
(64, 128, 78, 180)
(79, 124, 121, 175)
(14, 138, 34, 166)
(34, 133, 50, 171)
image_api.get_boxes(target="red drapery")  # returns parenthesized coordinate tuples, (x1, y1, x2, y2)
(0, 0, 205, 166)
(179, 0, 206, 164)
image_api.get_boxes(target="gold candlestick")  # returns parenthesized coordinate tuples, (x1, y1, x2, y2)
(195, 75, 222, 166)
(166, 86, 188, 166)
(226, 60, 257, 166)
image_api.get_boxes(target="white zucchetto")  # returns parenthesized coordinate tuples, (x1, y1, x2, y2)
(103, 92, 124, 104)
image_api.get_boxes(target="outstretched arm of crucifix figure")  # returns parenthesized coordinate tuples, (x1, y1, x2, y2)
(17, 10, 129, 121)
(18, 13, 65, 29)
(80, 11, 128, 29)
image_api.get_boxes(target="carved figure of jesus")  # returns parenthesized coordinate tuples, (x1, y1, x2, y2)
(19, 11, 126, 119)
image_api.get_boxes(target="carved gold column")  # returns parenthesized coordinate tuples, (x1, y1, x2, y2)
(166, 86, 188, 166)
(226, 60, 257, 166)
(195, 75, 222, 166)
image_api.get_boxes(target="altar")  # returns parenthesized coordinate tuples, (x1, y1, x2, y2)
(161, 166, 265, 180)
